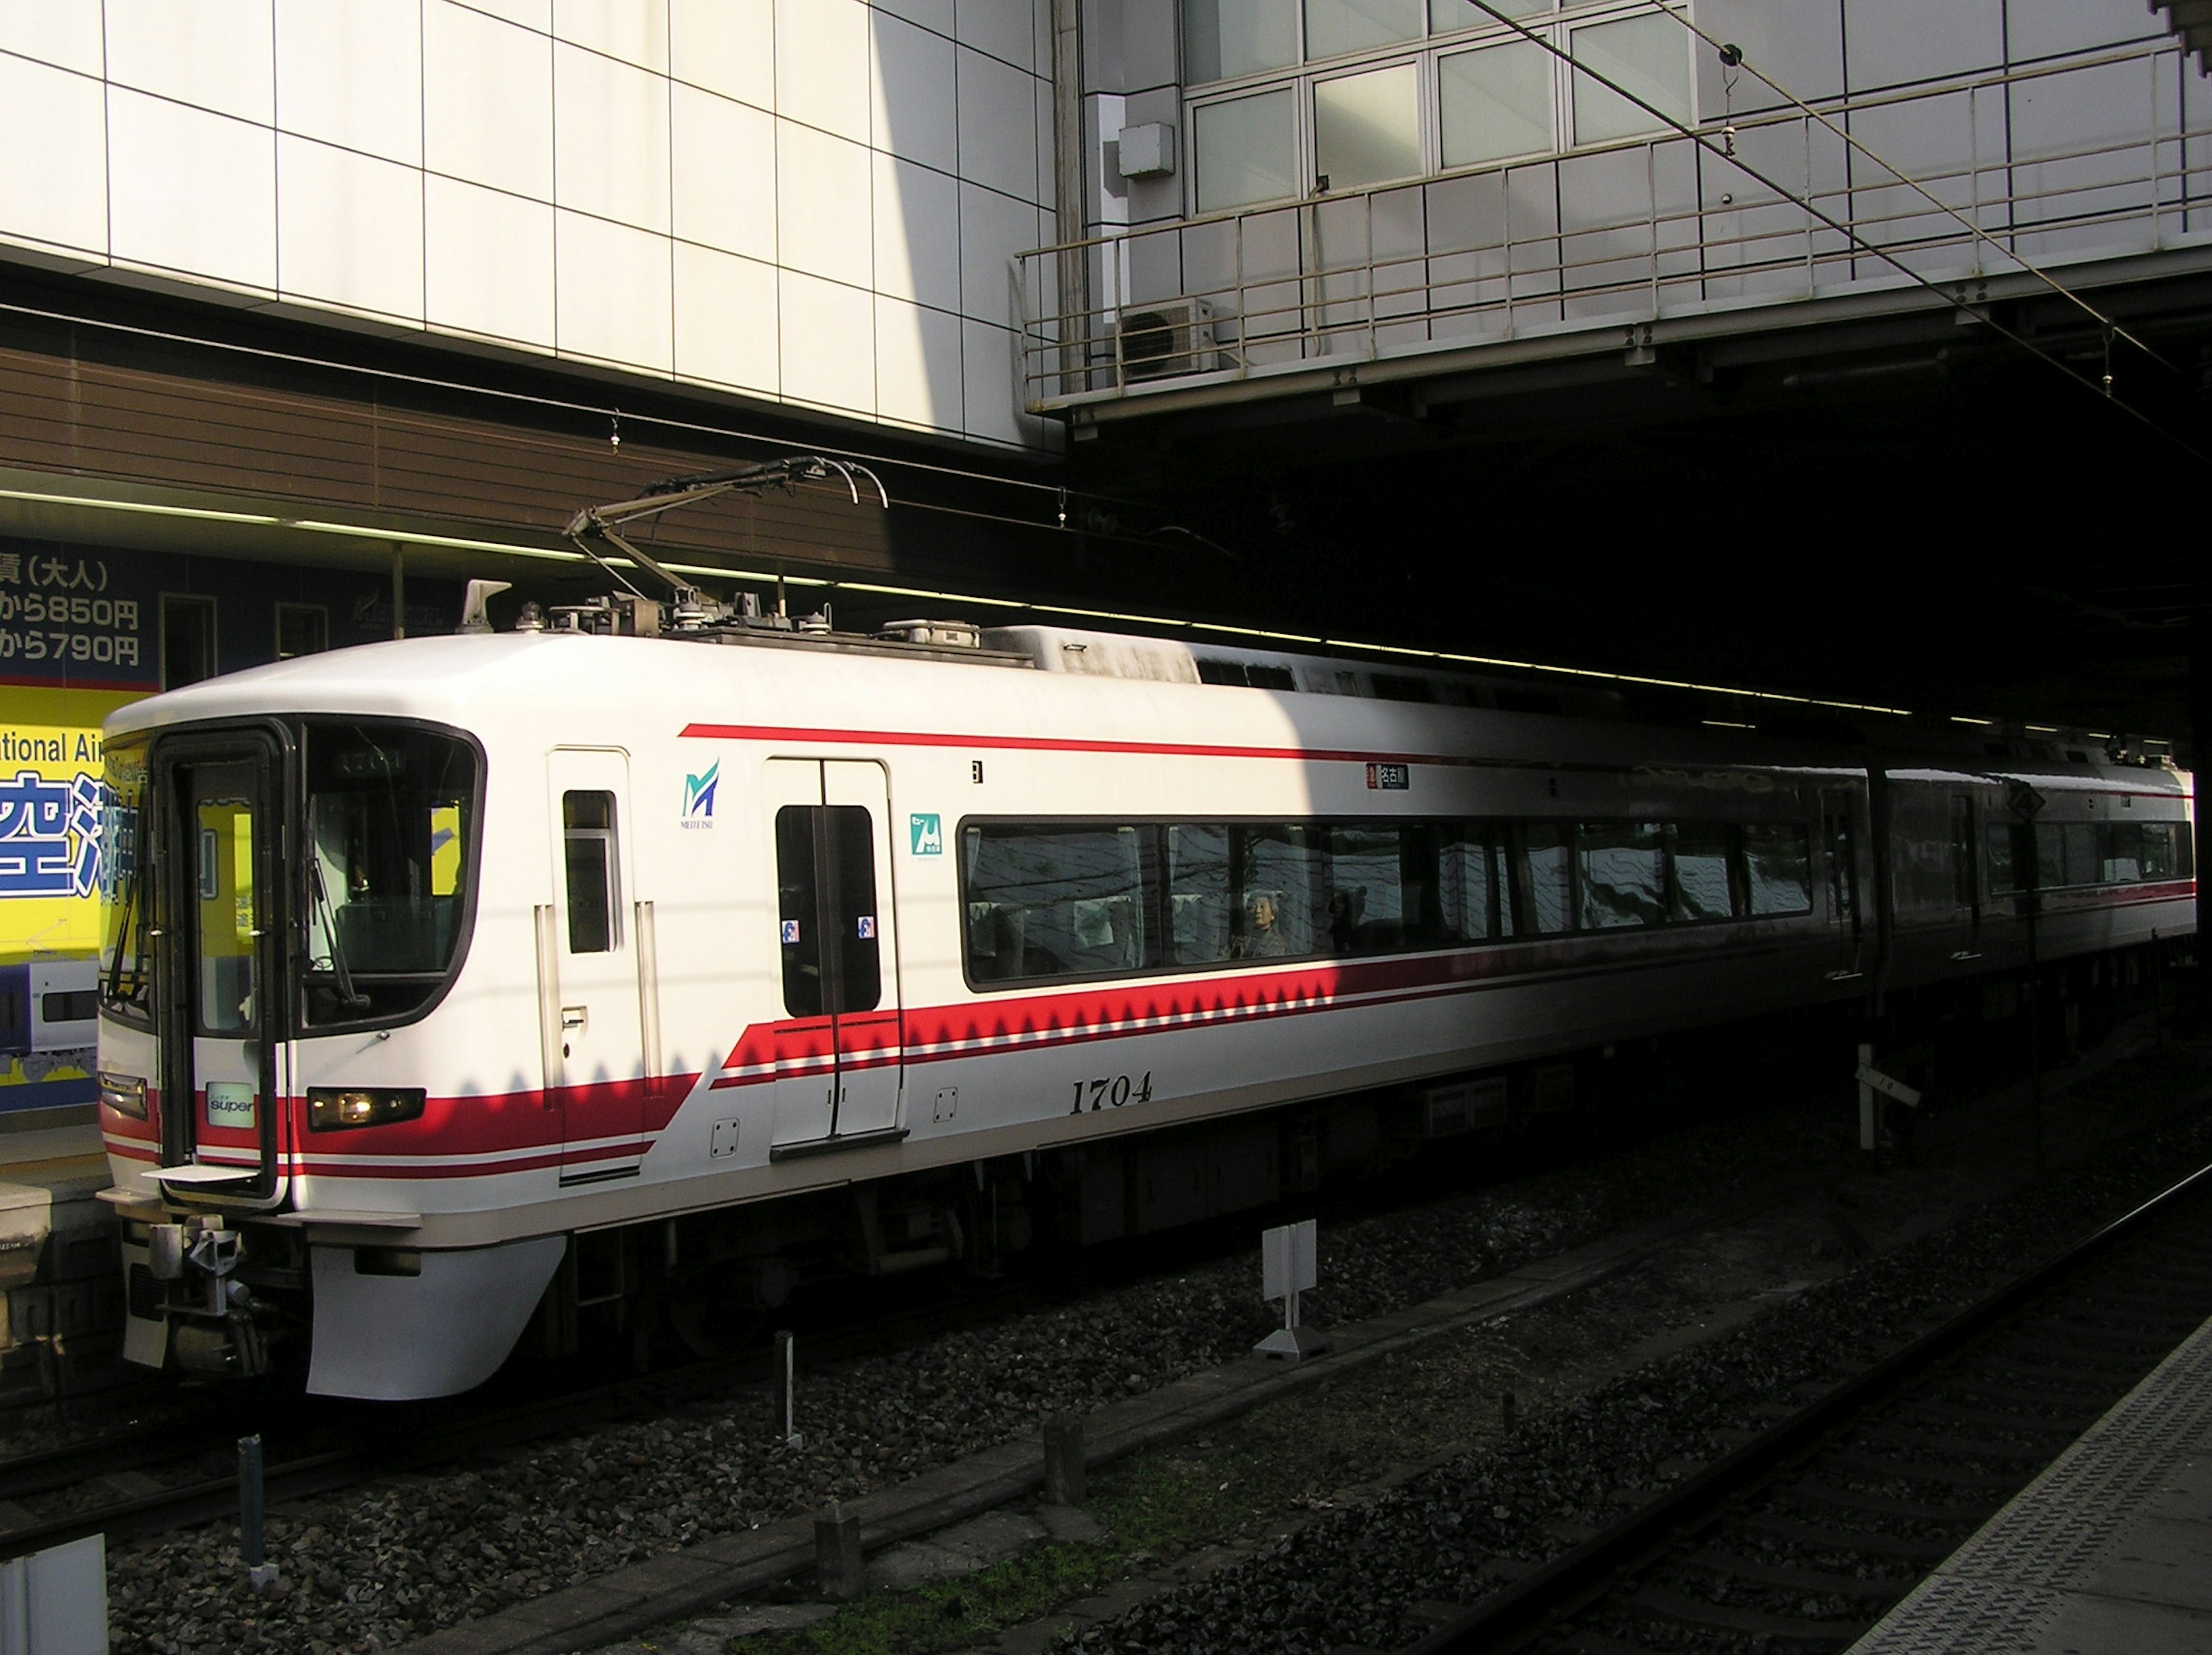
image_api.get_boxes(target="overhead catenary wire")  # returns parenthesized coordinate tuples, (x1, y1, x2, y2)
(1454, 0, 2208, 463)
(1651, 2, 2181, 380)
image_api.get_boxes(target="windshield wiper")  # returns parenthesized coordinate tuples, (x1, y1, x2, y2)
(103, 858, 146, 1006)
(308, 858, 370, 1012)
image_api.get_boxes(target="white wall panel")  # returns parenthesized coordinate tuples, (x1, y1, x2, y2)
(425, 172, 556, 346)
(555, 0, 669, 73)
(872, 0, 953, 37)
(960, 316, 1018, 441)
(874, 151, 959, 309)
(277, 133, 425, 320)
(105, 0, 273, 126)
(959, 180, 1036, 326)
(670, 0, 772, 110)
(108, 89, 275, 290)
(871, 10, 957, 175)
(276, 0, 423, 167)
(0, 0, 104, 76)
(463, 0, 551, 32)
(957, 46, 1038, 203)
(558, 209, 673, 370)
(956, 0, 1033, 71)
(673, 239, 778, 392)
(776, 0, 871, 143)
(874, 291, 961, 429)
(775, 119, 871, 286)
(555, 41, 671, 233)
(672, 84, 775, 259)
(425, 1, 553, 200)
(0, 53, 106, 258)
(779, 266, 875, 412)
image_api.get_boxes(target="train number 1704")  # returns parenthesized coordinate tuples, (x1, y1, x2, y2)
(1070, 1071, 1154, 1114)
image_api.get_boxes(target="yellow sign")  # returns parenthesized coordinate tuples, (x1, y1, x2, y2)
(0, 686, 147, 964)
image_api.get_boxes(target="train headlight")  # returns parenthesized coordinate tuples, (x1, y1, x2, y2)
(306, 1087, 426, 1132)
(97, 1071, 147, 1120)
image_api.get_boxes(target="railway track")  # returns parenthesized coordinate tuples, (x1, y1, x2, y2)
(1408, 1157, 2212, 1654)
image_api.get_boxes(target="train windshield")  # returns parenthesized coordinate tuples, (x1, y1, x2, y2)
(300, 721, 479, 1027)
(98, 737, 153, 1024)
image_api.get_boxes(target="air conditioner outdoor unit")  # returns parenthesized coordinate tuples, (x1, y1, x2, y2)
(1112, 297, 1218, 382)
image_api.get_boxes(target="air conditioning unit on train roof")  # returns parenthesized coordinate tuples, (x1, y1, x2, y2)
(1111, 297, 1219, 383)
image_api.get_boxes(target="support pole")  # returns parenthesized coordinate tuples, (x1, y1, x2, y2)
(773, 1328, 803, 1449)
(1858, 1040, 1877, 1152)
(1043, 1414, 1085, 1506)
(238, 1434, 279, 1591)
(390, 543, 407, 640)
(814, 1502, 863, 1600)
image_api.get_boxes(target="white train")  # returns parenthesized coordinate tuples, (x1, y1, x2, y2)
(93, 594, 2194, 1399)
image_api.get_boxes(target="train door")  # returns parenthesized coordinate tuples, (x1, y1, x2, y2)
(763, 758, 904, 1154)
(1949, 794, 1982, 960)
(540, 749, 645, 1183)
(156, 735, 286, 1199)
(1821, 788, 1866, 980)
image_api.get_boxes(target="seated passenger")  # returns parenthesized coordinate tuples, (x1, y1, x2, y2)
(1243, 892, 1293, 958)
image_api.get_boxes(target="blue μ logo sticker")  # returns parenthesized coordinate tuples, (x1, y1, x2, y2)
(683, 760, 719, 828)
(909, 813, 942, 855)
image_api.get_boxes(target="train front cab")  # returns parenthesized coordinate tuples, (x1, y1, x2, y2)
(95, 715, 546, 1395)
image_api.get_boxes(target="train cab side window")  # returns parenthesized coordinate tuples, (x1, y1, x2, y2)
(1985, 821, 2020, 895)
(1669, 823, 1736, 922)
(1579, 822, 1665, 929)
(562, 791, 618, 954)
(1742, 823, 1813, 915)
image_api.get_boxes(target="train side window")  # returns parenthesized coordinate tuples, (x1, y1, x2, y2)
(1950, 797, 1976, 906)
(2101, 822, 2142, 883)
(562, 791, 618, 954)
(2141, 822, 2180, 880)
(41, 990, 97, 1023)
(1520, 823, 1573, 934)
(960, 823, 1151, 983)
(775, 806, 824, 1014)
(1985, 821, 2019, 894)
(825, 806, 882, 1012)
(1580, 822, 1665, 929)
(1166, 824, 1234, 964)
(1321, 823, 1407, 952)
(1239, 825, 1321, 957)
(1742, 823, 1812, 915)
(1438, 824, 1502, 942)
(1669, 823, 1736, 921)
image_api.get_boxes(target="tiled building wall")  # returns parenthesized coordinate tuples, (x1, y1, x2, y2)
(0, 0, 1059, 449)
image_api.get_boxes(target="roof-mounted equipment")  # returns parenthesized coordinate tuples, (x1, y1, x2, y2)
(562, 455, 888, 634)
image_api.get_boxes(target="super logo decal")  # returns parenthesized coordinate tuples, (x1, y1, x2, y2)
(910, 813, 943, 855)
(683, 760, 719, 828)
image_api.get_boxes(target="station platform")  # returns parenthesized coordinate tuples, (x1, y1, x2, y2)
(0, 1108, 122, 1400)
(1850, 1308, 2212, 1653)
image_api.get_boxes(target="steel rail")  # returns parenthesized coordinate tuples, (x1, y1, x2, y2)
(1405, 1150, 2212, 1654)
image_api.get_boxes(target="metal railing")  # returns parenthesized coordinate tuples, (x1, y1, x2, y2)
(1018, 41, 2209, 410)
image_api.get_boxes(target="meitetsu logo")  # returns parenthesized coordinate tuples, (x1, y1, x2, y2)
(682, 762, 719, 829)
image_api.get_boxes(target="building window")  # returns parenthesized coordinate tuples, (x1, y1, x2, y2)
(1186, 0, 1299, 82)
(1306, 0, 1423, 62)
(1568, 10, 1691, 146)
(160, 594, 215, 690)
(1314, 62, 1424, 189)
(1194, 88, 1300, 209)
(1184, 0, 1692, 211)
(276, 603, 328, 659)
(1439, 38, 1552, 166)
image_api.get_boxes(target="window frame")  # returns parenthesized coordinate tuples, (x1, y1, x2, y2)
(1182, 0, 1695, 214)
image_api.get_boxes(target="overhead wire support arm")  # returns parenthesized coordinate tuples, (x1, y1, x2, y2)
(563, 453, 891, 605)
(1452, 0, 2206, 464)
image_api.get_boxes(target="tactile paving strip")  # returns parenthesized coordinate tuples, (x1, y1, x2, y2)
(1850, 1315, 2212, 1653)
